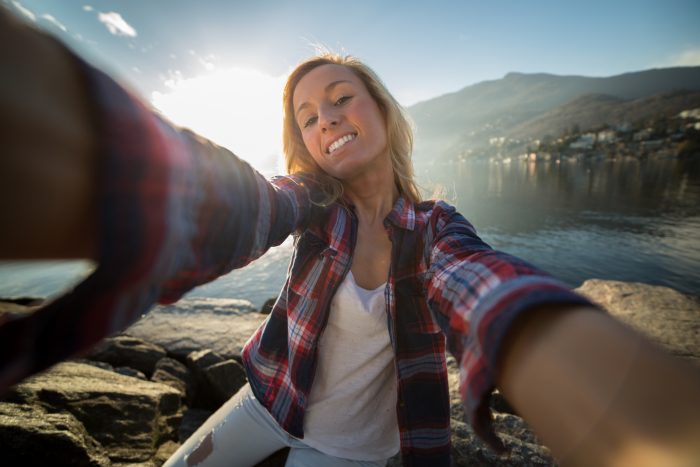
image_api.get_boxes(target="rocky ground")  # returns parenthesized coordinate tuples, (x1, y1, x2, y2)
(1, 280, 698, 466)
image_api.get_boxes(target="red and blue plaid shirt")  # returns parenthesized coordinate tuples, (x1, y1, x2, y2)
(0, 48, 593, 466)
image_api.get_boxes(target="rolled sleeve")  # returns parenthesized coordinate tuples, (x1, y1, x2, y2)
(425, 201, 595, 451)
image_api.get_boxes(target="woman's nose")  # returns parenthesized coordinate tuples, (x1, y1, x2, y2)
(319, 107, 339, 132)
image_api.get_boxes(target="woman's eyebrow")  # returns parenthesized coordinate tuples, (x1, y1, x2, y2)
(295, 80, 352, 118)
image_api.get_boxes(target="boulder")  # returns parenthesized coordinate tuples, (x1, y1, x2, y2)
(126, 298, 264, 361)
(187, 349, 225, 369)
(6, 361, 182, 464)
(186, 349, 247, 410)
(87, 335, 167, 377)
(0, 402, 110, 467)
(202, 360, 247, 407)
(5, 279, 697, 466)
(152, 357, 194, 402)
(575, 279, 700, 365)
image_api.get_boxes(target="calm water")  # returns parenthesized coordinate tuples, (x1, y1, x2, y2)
(1, 157, 699, 308)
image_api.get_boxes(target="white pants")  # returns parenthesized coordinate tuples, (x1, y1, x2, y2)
(163, 384, 390, 467)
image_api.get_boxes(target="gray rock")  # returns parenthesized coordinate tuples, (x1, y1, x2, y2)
(114, 366, 147, 380)
(87, 335, 167, 377)
(7, 361, 182, 464)
(0, 402, 111, 467)
(186, 350, 247, 409)
(203, 359, 248, 407)
(152, 357, 193, 402)
(187, 349, 225, 369)
(575, 279, 700, 365)
(126, 298, 263, 361)
(5, 279, 697, 466)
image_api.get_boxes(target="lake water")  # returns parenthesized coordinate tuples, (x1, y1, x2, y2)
(1, 156, 699, 308)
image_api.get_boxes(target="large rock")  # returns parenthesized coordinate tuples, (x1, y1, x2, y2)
(87, 335, 167, 377)
(6, 361, 182, 464)
(126, 298, 265, 361)
(152, 357, 194, 402)
(186, 349, 247, 410)
(5, 279, 697, 466)
(0, 402, 110, 467)
(575, 279, 700, 364)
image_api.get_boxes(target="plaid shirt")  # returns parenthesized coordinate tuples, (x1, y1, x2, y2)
(242, 187, 593, 466)
(0, 47, 593, 466)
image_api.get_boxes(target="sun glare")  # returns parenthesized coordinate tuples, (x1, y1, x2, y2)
(151, 67, 286, 174)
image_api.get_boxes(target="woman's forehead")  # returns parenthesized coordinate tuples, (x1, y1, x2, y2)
(293, 64, 362, 106)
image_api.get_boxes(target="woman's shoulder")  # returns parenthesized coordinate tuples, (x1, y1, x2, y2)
(414, 198, 460, 220)
(412, 198, 477, 236)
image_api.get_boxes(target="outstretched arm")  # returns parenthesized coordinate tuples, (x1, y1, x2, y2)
(426, 201, 700, 466)
(0, 8, 316, 392)
(498, 304, 700, 466)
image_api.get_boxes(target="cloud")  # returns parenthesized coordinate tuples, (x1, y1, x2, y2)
(657, 47, 700, 67)
(11, 1, 35, 21)
(83, 5, 93, 12)
(41, 14, 67, 32)
(98, 11, 137, 37)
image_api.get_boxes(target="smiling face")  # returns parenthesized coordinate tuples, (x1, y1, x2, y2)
(292, 64, 388, 181)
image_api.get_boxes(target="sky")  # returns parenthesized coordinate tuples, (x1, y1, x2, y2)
(4, 0, 700, 171)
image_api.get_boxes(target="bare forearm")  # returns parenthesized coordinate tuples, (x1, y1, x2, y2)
(497, 305, 700, 466)
(0, 8, 97, 259)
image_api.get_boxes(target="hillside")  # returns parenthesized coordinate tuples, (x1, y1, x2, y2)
(509, 90, 700, 140)
(407, 66, 700, 162)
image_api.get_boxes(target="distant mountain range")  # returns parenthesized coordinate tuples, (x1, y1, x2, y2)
(407, 66, 700, 162)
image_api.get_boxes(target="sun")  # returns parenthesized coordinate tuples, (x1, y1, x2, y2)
(151, 67, 286, 174)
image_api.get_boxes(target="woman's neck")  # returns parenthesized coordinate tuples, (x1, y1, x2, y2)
(342, 154, 398, 227)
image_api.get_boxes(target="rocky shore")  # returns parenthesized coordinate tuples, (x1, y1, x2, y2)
(1, 280, 698, 466)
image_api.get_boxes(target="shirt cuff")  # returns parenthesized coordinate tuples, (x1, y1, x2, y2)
(459, 276, 599, 452)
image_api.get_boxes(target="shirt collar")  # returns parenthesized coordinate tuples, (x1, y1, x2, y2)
(338, 193, 416, 232)
(384, 195, 416, 231)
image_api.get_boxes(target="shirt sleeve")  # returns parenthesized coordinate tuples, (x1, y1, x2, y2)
(0, 47, 314, 392)
(424, 200, 597, 452)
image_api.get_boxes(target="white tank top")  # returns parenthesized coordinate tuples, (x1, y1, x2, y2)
(302, 271, 400, 460)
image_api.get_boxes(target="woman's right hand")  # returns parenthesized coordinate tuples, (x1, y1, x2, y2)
(0, 7, 97, 259)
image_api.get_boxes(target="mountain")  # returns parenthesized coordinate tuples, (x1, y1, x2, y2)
(407, 66, 700, 162)
(509, 90, 700, 140)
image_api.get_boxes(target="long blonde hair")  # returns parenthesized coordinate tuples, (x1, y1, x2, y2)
(283, 53, 421, 205)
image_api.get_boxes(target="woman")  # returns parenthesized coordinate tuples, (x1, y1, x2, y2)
(162, 55, 669, 467)
(2, 10, 700, 467)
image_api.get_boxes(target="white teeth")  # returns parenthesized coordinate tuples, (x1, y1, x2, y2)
(327, 134, 356, 154)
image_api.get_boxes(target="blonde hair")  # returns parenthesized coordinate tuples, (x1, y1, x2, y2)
(282, 53, 421, 205)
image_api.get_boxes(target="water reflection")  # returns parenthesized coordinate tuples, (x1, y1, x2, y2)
(420, 157, 700, 296)
(1, 158, 698, 306)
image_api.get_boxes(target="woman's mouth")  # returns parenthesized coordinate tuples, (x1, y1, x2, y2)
(326, 133, 357, 155)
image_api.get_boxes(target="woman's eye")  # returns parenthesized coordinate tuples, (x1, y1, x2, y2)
(302, 116, 318, 128)
(335, 95, 352, 105)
